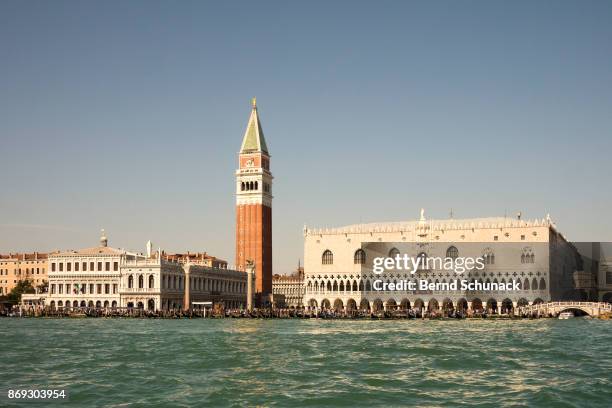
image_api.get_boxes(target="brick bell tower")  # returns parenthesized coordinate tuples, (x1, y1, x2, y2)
(236, 97, 273, 303)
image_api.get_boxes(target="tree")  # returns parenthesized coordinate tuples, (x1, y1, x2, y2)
(37, 280, 48, 294)
(8, 280, 35, 303)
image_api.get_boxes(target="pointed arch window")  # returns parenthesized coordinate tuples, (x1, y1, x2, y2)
(322, 250, 333, 265)
(483, 248, 495, 265)
(521, 247, 535, 264)
(388, 247, 400, 259)
(354, 249, 366, 265)
(446, 246, 459, 260)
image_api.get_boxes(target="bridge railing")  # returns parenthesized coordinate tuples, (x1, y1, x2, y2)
(517, 301, 612, 313)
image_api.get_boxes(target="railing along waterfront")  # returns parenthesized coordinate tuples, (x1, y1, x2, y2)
(517, 301, 612, 314)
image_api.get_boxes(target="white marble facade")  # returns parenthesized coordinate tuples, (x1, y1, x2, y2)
(47, 233, 247, 311)
(303, 212, 581, 312)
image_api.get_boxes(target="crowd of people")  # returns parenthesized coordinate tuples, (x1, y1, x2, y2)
(3, 304, 536, 319)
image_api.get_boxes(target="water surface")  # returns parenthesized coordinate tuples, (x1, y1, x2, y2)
(1, 318, 610, 407)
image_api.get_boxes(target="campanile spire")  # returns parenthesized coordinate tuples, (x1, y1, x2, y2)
(240, 96, 268, 154)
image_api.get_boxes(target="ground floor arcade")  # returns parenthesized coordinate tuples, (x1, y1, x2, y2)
(305, 294, 549, 314)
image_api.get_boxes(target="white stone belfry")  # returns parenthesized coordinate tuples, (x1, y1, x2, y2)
(100, 229, 108, 247)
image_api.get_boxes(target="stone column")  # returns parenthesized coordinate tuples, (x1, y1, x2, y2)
(183, 262, 191, 311)
(246, 260, 255, 311)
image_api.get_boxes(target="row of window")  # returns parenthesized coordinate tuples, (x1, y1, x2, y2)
(322, 247, 533, 266)
(0, 268, 45, 275)
(1, 278, 44, 284)
(240, 181, 271, 193)
(127, 275, 155, 289)
(51, 283, 118, 295)
(0, 261, 46, 265)
(50, 300, 118, 308)
(241, 181, 259, 191)
(274, 287, 304, 295)
(186, 276, 244, 293)
(51, 261, 119, 273)
(125, 274, 245, 293)
(521, 253, 535, 264)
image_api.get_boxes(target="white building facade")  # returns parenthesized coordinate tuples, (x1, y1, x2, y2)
(47, 232, 126, 309)
(303, 212, 581, 313)
(272, 269, 305, 308)
(47, 232, 247, 311)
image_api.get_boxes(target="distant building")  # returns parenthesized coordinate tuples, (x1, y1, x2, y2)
(46, 231, 247, 311)
(574, 242, 612, 303)
(0, 252, 48, 296)
(571, 242, 600, 301)
(272, 264, 305, 308)
(600, 259, 612, 303)
(161, 252, 228, 269)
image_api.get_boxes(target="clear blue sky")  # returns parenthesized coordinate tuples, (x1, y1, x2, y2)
(1, 1, 611, 274)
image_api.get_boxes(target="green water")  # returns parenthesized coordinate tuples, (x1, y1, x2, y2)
(0, 318, 610, 407)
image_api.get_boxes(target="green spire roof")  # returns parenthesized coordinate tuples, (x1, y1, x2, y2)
(240, 98, 269, 154)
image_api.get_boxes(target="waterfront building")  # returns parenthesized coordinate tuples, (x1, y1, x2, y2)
(594, 244, 612, 302)
(120, 257, 246, 310)
(599, 259, 612, 303)
(303, 211, 583, 313)
(571, 242, 612, 303)
(20, 293, 46, 308)
(47, 231, 129, 309)
(0, 252, 48, 296)
(272, 264, 305, 308)
(46, 231, 247, 310)
(235, 98, 273, 303)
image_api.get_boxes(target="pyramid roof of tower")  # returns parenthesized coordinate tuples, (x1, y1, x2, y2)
(240, 99, 268, 154)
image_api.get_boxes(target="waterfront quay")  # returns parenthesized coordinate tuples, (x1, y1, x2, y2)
(8, 301, 612, 320)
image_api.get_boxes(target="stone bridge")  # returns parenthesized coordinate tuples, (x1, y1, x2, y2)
(517, 301, 612, 317)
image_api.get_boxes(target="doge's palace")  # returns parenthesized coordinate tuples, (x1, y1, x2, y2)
(303, 210, 580, 313)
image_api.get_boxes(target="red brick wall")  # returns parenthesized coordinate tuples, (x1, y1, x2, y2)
(236, 203, 272, 297)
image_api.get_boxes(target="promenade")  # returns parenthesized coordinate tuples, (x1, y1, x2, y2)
(7, 304, 611, 320)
